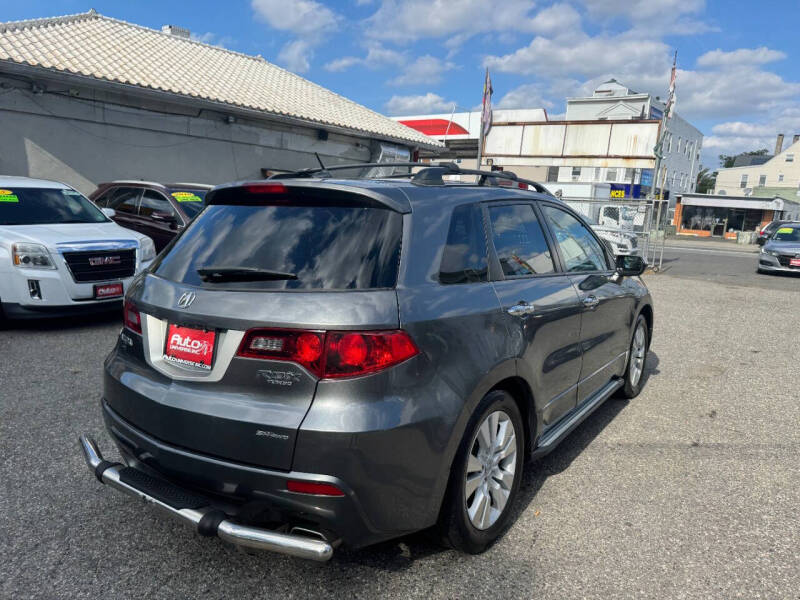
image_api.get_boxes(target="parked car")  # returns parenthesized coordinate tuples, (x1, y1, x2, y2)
(756, 220, 791, 246)
(79, 165, 653, 561)
(0, 176, 156, 320)
(90, 181, 212, 252)
(757, 222, 800, 273)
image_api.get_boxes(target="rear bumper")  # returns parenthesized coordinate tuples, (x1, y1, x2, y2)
(78, 434, 334, 561)
(99, 399, 393, 549)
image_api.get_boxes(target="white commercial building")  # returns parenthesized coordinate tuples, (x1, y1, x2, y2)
(396, 80, 703, 201)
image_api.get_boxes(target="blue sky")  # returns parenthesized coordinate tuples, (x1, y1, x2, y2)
(7, 1, 800, 168)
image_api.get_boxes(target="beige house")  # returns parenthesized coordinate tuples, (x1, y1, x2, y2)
(714, 138, 800, 195)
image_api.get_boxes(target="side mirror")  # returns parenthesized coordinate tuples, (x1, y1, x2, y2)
(756, 236, 767, 246)
(100, 207, 116, 219)
(616, 254, 646, 276)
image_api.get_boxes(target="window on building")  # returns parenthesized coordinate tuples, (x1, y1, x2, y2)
(778, 173, 784, 182)
(546, 166, 559, 182)
(758, 174, 767, 187)
(668, 135, 673, 153)
(624, 168, 635, 182)
(677, 137, 682, 153)
(606, 168, 618, 182)
(594, 167, 602, 181)
(740, 174, 748, 188)
(786, 153, 794, 162)
(571, 167, 581, 181)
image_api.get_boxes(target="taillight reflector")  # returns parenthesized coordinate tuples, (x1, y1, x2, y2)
(236, 329, 419, 379)
(287, 480, 345, 497)
(123, 299, 141, 334)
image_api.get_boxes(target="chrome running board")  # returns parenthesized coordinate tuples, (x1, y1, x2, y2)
(533, 379, 624, 457)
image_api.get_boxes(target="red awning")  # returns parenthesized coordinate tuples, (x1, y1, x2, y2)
(398, 118, 470, 136)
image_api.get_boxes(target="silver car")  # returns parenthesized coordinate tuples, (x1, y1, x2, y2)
(758, 222, 800, 274)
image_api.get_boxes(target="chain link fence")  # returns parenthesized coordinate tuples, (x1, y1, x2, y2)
(557, 195, 669, 271)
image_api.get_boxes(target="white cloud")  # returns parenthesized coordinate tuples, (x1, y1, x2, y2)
(324, 43, 406, 72)
(385, 92, 456, 115)
(696, 47, 787, 69)
(190, 32, 235, 48)
(529, 3, 582, 34)
(390, 55, 455, 86)
(364, 0, 541, 43)
(485, 34, 669, 79)
(278, 39, 315, 73)
(251, 0, 340, 72)
(578, 0, 704, 20)
(251, 0, 339, 35)
(496, 84, 554, 109)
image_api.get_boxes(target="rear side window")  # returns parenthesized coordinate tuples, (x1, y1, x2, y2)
(439, 203, 488, 284)
(488, 204, 555, 277)
(154, 203, 402, 290)
(169, 189, 207, 219)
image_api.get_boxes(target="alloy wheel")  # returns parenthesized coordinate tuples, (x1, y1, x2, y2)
(629, 323, 647, 387)
(464, 410, 517, 530)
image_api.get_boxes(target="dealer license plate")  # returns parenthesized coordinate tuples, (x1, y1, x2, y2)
(164, 324, 215, 370)
(94, 282, 123, 299)
(789, 258, 800, 267)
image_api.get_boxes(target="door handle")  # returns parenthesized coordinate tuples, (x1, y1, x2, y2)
(582, 295, 599, 310)
(507, 302, 536, 317)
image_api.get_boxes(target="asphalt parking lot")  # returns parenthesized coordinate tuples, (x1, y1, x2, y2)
(2, 250, 799, 599)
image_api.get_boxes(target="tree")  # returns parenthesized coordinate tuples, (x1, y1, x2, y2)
(718, 148, 769, 168)
(695, 167, 716, 194)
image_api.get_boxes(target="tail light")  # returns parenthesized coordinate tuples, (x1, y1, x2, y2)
(123, 299, 142, 334)
(244, 183, 287, 195)
(236, 329, 419, 379)
(238, 329, 325, 375)
(287, 480, 345, 497)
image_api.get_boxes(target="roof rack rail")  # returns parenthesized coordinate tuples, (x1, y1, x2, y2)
(267, 161, 553, 196)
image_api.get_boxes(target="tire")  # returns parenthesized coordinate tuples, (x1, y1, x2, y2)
(618, 314, 649, 399)
(436, 389, 525, 554)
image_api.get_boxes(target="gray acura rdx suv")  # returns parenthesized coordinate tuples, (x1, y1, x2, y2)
(79, 163, 653, 561)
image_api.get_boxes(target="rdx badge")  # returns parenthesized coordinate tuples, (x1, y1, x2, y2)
(257, 369, 301, 386)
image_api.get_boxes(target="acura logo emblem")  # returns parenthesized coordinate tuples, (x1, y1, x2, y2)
(177, 291, 196, 309)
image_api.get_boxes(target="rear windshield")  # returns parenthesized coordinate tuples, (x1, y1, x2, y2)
(0, 187, 107, 225)
(168, 189, 207, 219)
(153, 203, 402, 290)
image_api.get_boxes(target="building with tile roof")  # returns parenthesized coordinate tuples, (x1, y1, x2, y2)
(0, 10, 440, 193)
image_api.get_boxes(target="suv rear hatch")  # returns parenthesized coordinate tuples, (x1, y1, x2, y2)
(109, 181, 406, 472)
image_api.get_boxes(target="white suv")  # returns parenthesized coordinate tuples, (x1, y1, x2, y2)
(0, 176, 155, 320)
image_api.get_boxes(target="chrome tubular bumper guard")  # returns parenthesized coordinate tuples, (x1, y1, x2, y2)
(78, 435, 334, 562)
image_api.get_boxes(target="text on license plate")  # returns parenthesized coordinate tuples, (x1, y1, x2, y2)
(164, 324, 215, 370)
(790, 258, 800, 267)
(94, 282, 123, 298)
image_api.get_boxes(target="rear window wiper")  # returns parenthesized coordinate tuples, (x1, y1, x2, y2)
(197, 267, 298, 283)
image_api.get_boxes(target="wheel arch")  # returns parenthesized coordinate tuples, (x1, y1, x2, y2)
(488, 376, 536, 457)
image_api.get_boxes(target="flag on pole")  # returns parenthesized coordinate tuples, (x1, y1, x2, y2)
(665, 51, 677, 119)
(481, 68, 493, 137)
